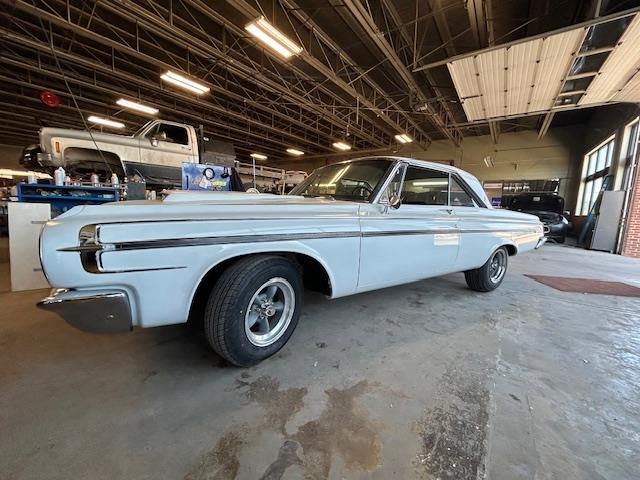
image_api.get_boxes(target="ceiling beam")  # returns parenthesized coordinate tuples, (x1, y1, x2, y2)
(538, 112, 555, 139)
(489, 121, 500, 144)
(414, 5, 640, 71)
(466, 0, 489, 47)
(340, 0, 462, 146)
(281, 0, 434, 148)
(4, 0, 389, 153)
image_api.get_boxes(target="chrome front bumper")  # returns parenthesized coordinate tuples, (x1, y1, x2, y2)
(38, 288, 133, 333)
(535, 236, 548, 249)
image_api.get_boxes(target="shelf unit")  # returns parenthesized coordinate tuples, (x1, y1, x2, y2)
(16, 183, 120, 217)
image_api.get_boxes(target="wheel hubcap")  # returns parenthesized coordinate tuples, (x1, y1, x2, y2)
(244, 278, 295, 347)
(489, 249, 507, 283)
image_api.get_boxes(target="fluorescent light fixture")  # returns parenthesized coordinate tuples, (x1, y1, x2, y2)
(161, 71, 210, 94)
(395, 133, 413, 143)
(0, 169, 51, 179)
(88, 116, 125, 129)
(413, 180, 448, 186)
(245, 17, 302, 59)
(286, 148, 304, 156)
(250, 153, 268, 160)
(332, 141, 351, 151)
(116, 98, 158, 115)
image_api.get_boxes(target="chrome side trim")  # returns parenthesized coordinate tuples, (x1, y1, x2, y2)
(362, 229, 458, 237)
(60, 227, 539, 255)
(74, 215, 540, 226)
(38, 288, 133, 333)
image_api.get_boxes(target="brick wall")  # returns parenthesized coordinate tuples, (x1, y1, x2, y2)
(622, 168, 640, 258)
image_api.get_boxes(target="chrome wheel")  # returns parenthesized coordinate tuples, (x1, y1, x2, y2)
(244, 277, 295, 347)
(489, 249, 507, 284)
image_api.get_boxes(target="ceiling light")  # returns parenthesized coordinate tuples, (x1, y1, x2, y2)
(286, 148, 304, 156)
(0, 169, 51, 179)
(413, 180, 448, 186)
(332, 141, 351, 151)
(250, 153, 268, 160)
(116, 99, 158, 115)
(161, 71, 210, 94)
(395, 133, 413, 143)
(88, 116, 125, 129)
(245, 17, 303, 59)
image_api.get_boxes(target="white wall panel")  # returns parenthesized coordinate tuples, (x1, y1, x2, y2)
(580, 14, 640, 105)
(447, 56, 483, 121)
(448, 28, 583, 121)
(529, 29, 585, 112)
(613, 69, 640, 101)
(476, 49, 507, 118)
(506, 39, 542, 116)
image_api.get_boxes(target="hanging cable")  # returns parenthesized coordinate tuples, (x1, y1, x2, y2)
(39, 17, 113, 175)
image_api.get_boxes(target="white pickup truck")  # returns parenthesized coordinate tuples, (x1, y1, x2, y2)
(22, 120, 229, 186)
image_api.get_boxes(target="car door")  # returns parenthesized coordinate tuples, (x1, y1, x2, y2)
(358, 163, 460, 292)
(448, 175, 502, 271)
(139, 122, 195, 168)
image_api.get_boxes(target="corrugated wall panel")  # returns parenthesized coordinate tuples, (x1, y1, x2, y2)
(447, 56, 483, 121)
(476, 49, 507, 118)
(614, 69, 640, 101)
(529, 29, 585, 112)
(448, 28, 583, 121)
(580, 14, 640, 105)
(506, 39, 542, 116)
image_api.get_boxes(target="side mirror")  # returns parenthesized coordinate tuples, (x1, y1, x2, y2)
(150, 136, 159, 147)
(389, 194, 402, 209)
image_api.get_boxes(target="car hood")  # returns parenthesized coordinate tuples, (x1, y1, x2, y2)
(54, 191, 363, 225)
(522, 210, 564, 224)
(162, 190, 328, 205)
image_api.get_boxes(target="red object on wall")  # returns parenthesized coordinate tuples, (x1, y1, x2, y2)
(39, 90, 60, 107)
(622, 168, 640, 258)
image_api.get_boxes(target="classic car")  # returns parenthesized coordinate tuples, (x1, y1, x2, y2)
(38, 157, 545, 366)
(503, 193, 569, 243)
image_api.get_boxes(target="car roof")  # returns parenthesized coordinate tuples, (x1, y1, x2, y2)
(327, 156, 492, 208)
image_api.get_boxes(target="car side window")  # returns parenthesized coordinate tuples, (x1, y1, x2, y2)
(381, 165, 405, 203)
(155, 123, 189, 145)
(450, 176, 476, 207)
(144, 124, 159, 139)
(402, 166, 449, 205)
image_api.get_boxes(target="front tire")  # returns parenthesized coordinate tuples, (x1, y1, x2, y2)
(204, 255, 302, 367)
(464, 247, 509, 292)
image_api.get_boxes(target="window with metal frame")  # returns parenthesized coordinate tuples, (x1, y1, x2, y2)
(576, 136, 615, 215)
(401, 166, 449, 206)
(616, 118, 639, 191)
(395, 166, 485, 208)
(449, 176, 475, 207)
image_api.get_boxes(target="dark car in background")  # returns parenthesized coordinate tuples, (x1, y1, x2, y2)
(503, 193, 569, 243)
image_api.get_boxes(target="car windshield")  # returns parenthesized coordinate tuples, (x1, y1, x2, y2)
(289, 159, 392, 202)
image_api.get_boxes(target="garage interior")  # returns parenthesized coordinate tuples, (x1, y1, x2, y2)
(2, 0, 640, 479)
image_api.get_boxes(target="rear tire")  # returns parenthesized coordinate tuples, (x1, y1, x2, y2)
(204, 255, 302, 367)
(464, 247, 509, 292)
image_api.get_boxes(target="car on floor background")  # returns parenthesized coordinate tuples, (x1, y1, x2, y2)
(38, 157, 545, 366)
(503, 193, 569, 243)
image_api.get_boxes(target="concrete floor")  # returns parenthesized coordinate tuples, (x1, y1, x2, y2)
(1, 245, 639, 480)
